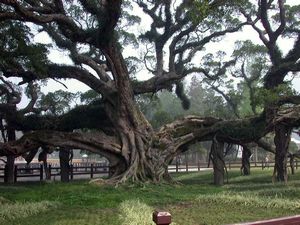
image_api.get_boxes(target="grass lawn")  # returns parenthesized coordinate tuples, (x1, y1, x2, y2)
(1, 168, 300, 225)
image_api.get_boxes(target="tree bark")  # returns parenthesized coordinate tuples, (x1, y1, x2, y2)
(0, 105, 299, 185)
(4, 155, 15, 183)
(59, 148, 71, 182)
(274, 124, 291, 182)
(241, 145, 252, 176)
(4, 118, 17, 184)
(211, 139, 225, 186)
(44, 161, 51, 180)
(38, 148, 51, 180)
(289, 154, 295, 175)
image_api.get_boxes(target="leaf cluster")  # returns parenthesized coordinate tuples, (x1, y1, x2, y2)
(254, 83, 297, 107)
(0, 21, 49, 76)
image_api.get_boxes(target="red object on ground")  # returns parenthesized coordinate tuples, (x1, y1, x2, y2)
(153, 211, 172, 225)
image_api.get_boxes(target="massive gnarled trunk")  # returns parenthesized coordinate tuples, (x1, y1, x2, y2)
(274, 124, 291, 182)
(0, 104, 275, 185)
(0, 106, 299, 185)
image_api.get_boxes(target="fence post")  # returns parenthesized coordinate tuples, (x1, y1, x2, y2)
(176, 157, 178, 173)
(197, 159, 200, 171)
(262, 160, 264, 170)
(40, 164, 43, 181)
(296, 160, 298, 170)
(91, 164, 94, 179)
(14, 165, 17, 183)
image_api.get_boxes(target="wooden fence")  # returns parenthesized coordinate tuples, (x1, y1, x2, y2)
(168, 159, 299, 173)
(0, 163, 109, 182)
(0, 159, 298, 182)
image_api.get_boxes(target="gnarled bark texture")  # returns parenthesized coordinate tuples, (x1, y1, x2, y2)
(59, 148, 71, 183)
(4, 155, 15, 184)
(4, 118, 17, 184)
(241, 145, 252, 176)
(211, 139, 225, 186)
(274, 124, 292, 182)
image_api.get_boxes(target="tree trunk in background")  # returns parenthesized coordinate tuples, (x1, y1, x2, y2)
(4, 120, 16, 184)
(290, 154, 295, 175)
(44, 161, 51, 180)
(274, 124, 291, 182)
(4, 155, 15, 183)
(211, 139, 225, 186)
(59, 148, 70, 182)
(241, 145, 252, 176)
(38, 149, 51, 180)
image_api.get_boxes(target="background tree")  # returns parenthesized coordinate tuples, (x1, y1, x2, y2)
(0, 18, 48, 183)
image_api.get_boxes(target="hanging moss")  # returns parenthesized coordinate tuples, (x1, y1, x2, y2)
(14, 102, 112, 132)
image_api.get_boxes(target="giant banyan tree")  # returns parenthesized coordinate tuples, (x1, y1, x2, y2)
(0, 0, 299, 185)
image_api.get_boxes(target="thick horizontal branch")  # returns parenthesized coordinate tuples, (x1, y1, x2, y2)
(157, 115, 268, 156)
(274, 105, 300, 127)
(133, 71, 181, 94)
(2, 64, 116, 97)
(158, 104, 300, 156)
(0, 130, 122, 161)
(256, 138, 275, 154)
(276, 96, 300, 106)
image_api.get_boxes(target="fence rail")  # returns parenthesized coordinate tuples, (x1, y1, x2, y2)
(0, 159, 298, 183)
(168, 159, 299, 173)
(0, 163, 109, 182)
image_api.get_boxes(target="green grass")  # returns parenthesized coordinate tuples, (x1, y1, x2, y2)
(1, 168, 300, 225)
